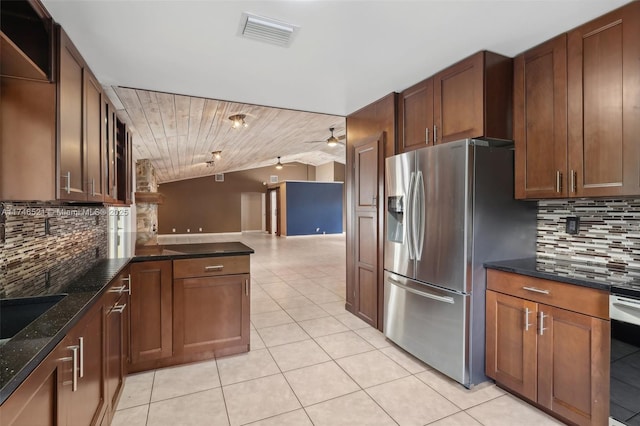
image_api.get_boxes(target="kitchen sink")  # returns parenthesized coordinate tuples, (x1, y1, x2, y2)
(0, 294, 67, 340)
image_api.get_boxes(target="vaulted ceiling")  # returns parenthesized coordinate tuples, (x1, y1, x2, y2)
(109, 87, 344, 183)
(41, 0, 630, 181)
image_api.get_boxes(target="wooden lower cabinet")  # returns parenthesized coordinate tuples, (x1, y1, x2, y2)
(129, 256, 251, 371)
(173, 274, 250, 357)
(0, 344, 65, 425)
(59, 301, 107, 426)
(486, 270, 609, 426)
(129, 260, 173, 370)
(104, 270, 130, 422)
(485, 291, 538, 401)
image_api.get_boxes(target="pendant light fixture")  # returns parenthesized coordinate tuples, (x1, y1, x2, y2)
(229, 114, 248, 129)
(275, 156, 283, 170)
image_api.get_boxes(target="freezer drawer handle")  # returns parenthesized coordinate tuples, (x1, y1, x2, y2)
(522, 286, 550, 295)
(387, 277, 455, 304)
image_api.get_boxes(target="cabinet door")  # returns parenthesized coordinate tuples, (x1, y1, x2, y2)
(352, 137, 382, 327)
(173, 274, 250, 356)
(567, 2, 640, 197)
(57, 27, 87, 201)
(514, 35, 568, 199)
(433, 53, 483, 144)
(60, 303, 106, 426)
(85, 70, 104, 202)
(399, 78, 433, 152)
(537, 305, 609, 426)
(485, 290, 537, 401)
(130, 260, 173, 364)
(105, 293, 127, 416)
(104, 100, 117, 202)
(0, 344, 64, 426)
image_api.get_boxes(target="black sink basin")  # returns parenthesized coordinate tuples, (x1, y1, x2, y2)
(0, 294, 67, 340)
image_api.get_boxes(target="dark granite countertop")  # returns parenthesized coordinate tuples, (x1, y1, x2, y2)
(0, 258, 130, 404)
(131, 242, 254, 262)
(484, 257, 640, 294)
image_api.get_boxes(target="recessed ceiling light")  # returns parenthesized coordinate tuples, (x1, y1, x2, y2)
(239, 12, 299, 47)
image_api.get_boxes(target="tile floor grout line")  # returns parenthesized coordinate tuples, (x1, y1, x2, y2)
(215, 357, 234, 426)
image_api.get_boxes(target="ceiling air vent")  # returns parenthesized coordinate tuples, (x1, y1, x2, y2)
(239, 12, 299, 47)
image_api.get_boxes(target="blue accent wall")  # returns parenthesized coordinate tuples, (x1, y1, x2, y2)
(286, 182, 343, 236)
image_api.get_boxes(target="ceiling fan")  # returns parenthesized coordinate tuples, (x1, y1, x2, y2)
(303, 127, 346, 147)
(274, 156, 299, 170)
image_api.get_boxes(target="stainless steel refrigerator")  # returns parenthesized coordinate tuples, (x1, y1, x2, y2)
(384, 139, 536, 388)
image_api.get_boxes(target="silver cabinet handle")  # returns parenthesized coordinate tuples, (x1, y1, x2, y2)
(425, 127, 430, 144)
(205, 265, 224, 271)
(539, 311, 547, 336)
(387, 277, 455, 304)
(524, 307, 532, 332)
(555, 171, 562, 193)
(372, 196, 377, 207)
(112, 303, 127, 313)
(570, 170, 577, 193)
(67, 345, 79, 391)
(91, 178, 96, 196)
(433, 125, 438, 143)
(245, 279, 249, 296)
(78, 337, 84, 378)
(522, 286, 550, 295)
(109, 285, 127, 293)
(62, 172, 71, 194)
(121, 274, 131, 283)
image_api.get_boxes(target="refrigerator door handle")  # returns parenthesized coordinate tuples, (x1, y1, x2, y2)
(387, 276, 455, 304)
(406, 171, 416, 260)
(414, 171, 426, 260)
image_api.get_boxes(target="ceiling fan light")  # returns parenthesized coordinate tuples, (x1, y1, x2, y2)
(213, 151, 222, 160)
(275, 163, 283, 170)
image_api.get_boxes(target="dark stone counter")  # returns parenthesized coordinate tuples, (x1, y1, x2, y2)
(0, 258, 130, 404)
(131, 242, 254, 261)
(484, 257, 640, 294)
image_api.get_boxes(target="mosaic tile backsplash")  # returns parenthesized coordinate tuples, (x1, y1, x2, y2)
(537, 199, 640, 272)
(0, 202, 108, 298)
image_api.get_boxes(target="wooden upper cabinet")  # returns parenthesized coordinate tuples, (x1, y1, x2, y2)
(567, 1, 640, 197)
(433, 51, 512, 144)
(514, 35, 568, 199)
(398, 78, 434, 153)
(85, 70, 105, 202)
(57, 26, 87, 201)
(104, 99, 118, 203)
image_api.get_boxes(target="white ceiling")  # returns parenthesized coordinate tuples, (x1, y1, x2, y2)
(41, 0, 629, 181)
(42, 0, 629, 117)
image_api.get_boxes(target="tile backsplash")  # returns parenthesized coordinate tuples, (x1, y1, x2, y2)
(537, 199, 640, 271)
(0, 202, 108, 298)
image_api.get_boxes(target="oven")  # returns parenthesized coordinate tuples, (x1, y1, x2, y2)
(610, 292, 640, 426)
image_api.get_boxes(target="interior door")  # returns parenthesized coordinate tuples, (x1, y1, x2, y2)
(415, 140, 470, 293)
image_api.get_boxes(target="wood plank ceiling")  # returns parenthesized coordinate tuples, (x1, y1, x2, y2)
(108, 86, 345, 183)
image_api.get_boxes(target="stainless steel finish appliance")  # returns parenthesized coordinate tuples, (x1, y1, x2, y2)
(384, 139, 536, 388)
(609, 290, 640, 426)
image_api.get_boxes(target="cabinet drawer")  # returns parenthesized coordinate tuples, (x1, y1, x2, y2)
(486, 269, 609, 319)
(173, 256, 249, 279)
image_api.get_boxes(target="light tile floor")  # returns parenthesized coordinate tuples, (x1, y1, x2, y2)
(114, 233, 564, 426)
